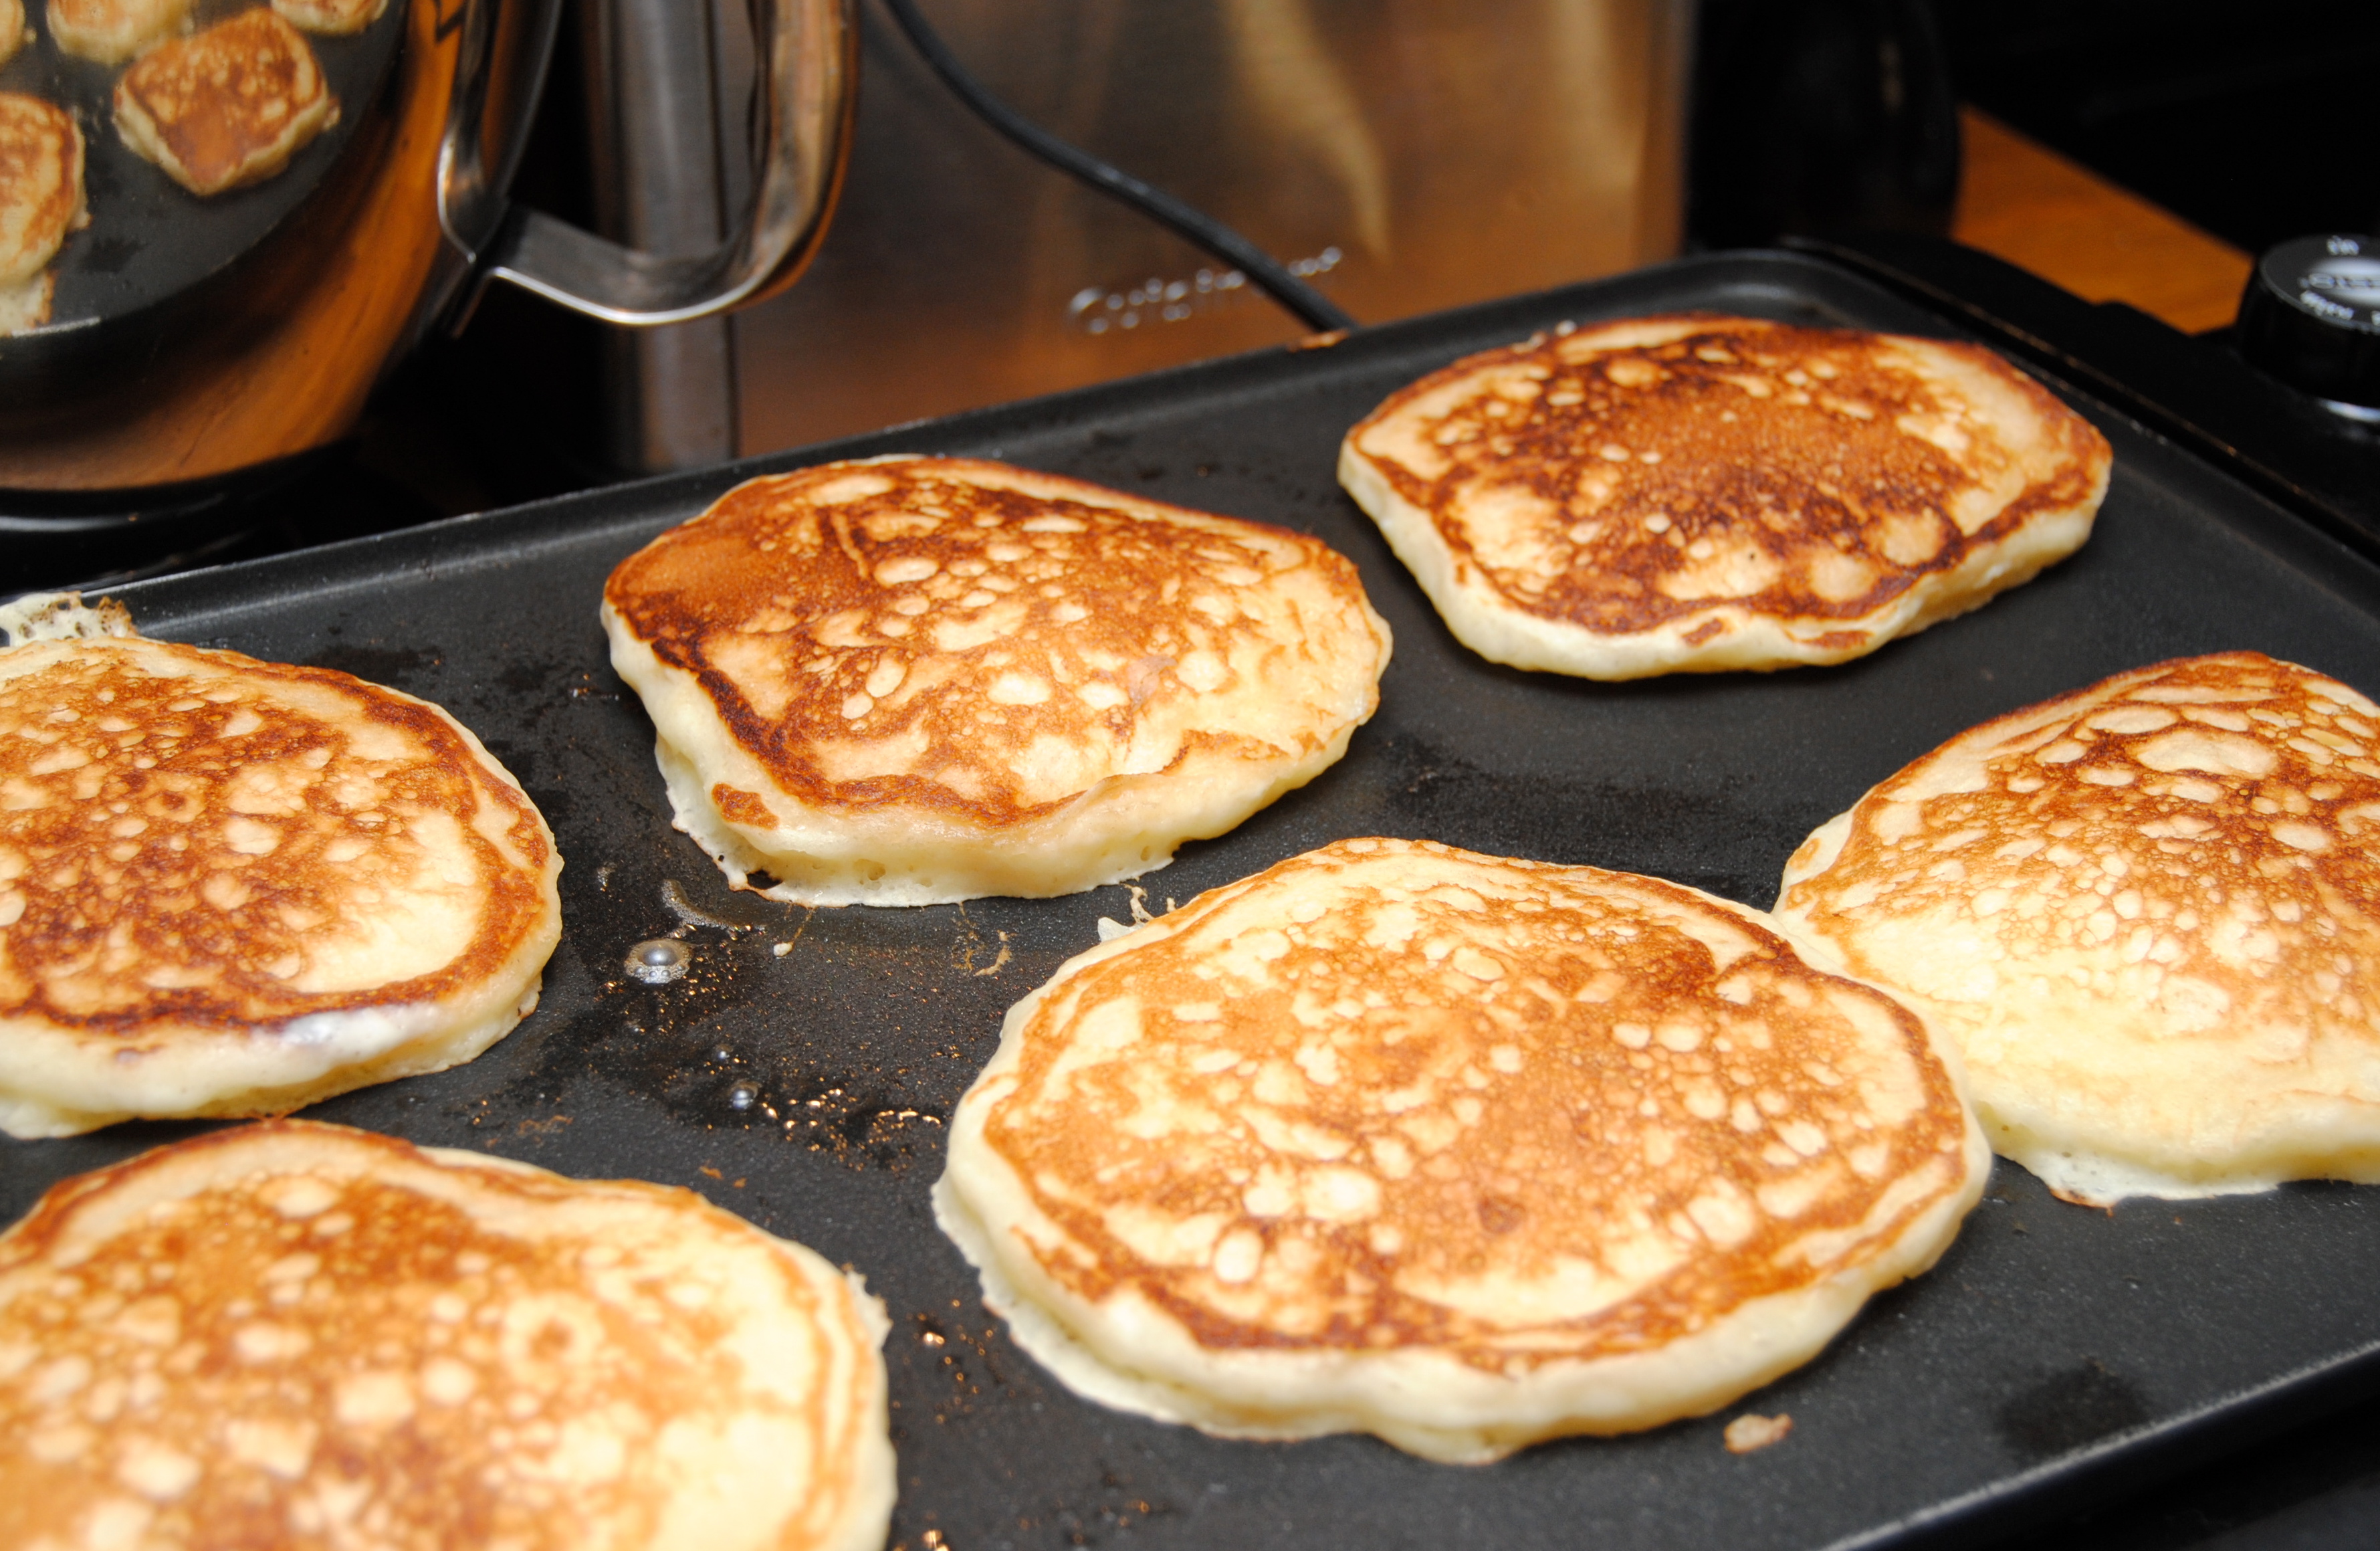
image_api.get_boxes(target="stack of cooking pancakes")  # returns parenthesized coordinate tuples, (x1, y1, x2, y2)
(8, 303, 2380, 1539)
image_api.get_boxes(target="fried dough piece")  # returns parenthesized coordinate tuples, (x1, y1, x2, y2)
(938, 837, 1984, 1461)
(47, 0, 190, 63)
(603, 455, 1392, 906)
(0, 597, 562, 1138)
(272, 0, 386, 34)
(0, 94, 85, 335)
(0, 1120, 897, 1551)
(1339, 314, 2111, 679)
(0, 0, 32, 67)
(1778, 651, 2380, 1205)
(114, 8, 337, 196)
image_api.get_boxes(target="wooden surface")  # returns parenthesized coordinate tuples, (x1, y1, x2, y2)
(1951, 107, 2252, 334)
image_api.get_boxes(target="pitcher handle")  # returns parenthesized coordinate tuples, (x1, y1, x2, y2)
(438, 0, 855, 326)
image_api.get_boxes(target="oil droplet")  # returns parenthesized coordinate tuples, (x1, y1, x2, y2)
(712, 1045, 734, 1063)
(625, 939, 689, 985)
(726, 1083, 758, 1112)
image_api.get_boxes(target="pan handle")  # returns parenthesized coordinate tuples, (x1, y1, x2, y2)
(437, 0, 855, 327)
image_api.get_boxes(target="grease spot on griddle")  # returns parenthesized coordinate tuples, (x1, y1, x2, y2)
(1997, 1358, 2149, 1461)
(307, 643, 444, 688)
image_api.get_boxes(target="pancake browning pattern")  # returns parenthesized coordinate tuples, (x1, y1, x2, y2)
(937, 838, 1984, 1461)
(603, 456, 1390, 905)
(1777, 652, 2380, 1205)
(0, 632, 560, 1137)
(0, 1120, 895, 1551)
(1337, 314, 2111, 678)
(114, 9, 337, 197)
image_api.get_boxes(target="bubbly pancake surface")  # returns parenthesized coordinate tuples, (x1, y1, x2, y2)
(0, 1120, 895, 1551)
(936, 838, 1984, 1461)
(1337, 313, 2111, 679)
(114, 9, 336, 197)
(0, 631, 560, 1137)
(1777, 651, 2380, 1205)
(0, 93, 84, 334)
(603, 456, 1391, 906)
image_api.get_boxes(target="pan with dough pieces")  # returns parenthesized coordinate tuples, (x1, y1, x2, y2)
(0, 595, 560, 1138)
(0, 1120, 897, 1551)
(0, 93, 84, 336)
(603, 455, 1392, 906)
(1338, 313, 2111, 680)
(114, 9, 338, 196)
(1777, 651, 2380, 1206)
(936, 837, 1986, 1462)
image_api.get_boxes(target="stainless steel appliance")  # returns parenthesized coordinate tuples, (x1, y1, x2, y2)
(0, 0, 853, 494)
(586, 0, 1697, 470)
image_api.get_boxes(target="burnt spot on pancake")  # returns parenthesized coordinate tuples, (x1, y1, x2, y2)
(1347, 313, 2110, 637)
(0, 1121, 895, 1551)
(607, 457, 1383, 828)
(0, 641, 552, 1037)
(114, 9, 336, 197)
(970, 839, 1973, 1366)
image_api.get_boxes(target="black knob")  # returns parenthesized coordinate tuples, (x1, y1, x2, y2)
(2234, 234, 2380, 413)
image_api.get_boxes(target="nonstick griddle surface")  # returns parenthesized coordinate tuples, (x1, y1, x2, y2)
(13, 252, 2380, 1550)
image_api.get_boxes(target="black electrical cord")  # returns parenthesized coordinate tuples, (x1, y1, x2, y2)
(877, 0, 1358, 336)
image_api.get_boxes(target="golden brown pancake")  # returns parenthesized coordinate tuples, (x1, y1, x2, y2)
(270, 0, 385, 34)
(936, 837, 1985, 1461)
(114, 9, 337, 197)
(0, 601, 560, 1138)
(47, 0, 189, 63)
(0, 94, 85, 336)
(0, 1120, 896, 1551)
(603, 455, 1392, 906)
(1777, 651, 2380, 1205)
(1338, 313, 2112, 680)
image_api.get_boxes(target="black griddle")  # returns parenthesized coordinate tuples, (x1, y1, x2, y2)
(11, 250, 2380, 1551)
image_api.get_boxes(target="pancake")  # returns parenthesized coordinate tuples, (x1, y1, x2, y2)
(936, 837, 1984, 1462)
(0, 595, 561, 1138)
(0, 1120, 896, 1551)
(271, 0, 385, 34)
(114, 9, 337, 197)
(0, 93, 85, 336)
(603, 455, 1392, 906)
(1337, 313, 2112, 680)
(1775, 651, 2380, 1206)
(47, 0, 189, 62)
